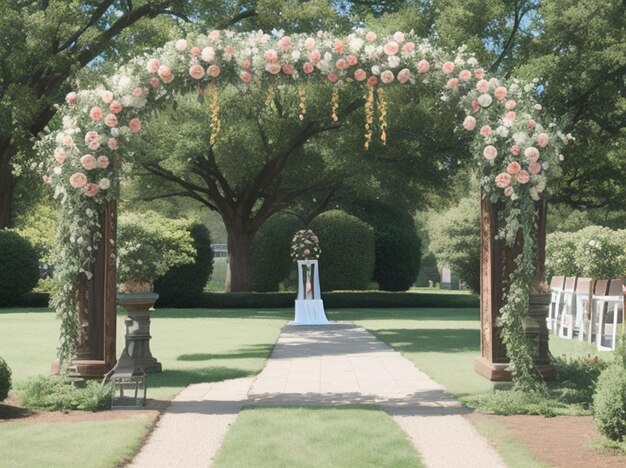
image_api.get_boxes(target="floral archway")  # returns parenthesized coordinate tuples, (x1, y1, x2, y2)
(40, 29, 570, 388)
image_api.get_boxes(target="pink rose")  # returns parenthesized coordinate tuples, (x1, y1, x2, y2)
(397, 68, 411, 84)
(303, 62, 314, 74)
(416, 59, 430, 74)
(346, 55, 358, 66)
(149, 77, 160, 89)
(536, 133, 549, 148)
(104, 113, 118, 127)
(442, 61, 455, 74)
(494, 86, 507, 100)
(189, 64, 205, 80)
(69, 172, 87, 188)
(504, 186, 514, 197)
(505, 99, 516, 110)
(367, 75, 378, 87)
(147, 59, 160, 73)
(207, 64, 221, 78)
(82, 183, 99, 197)
(334, 40, 345, 53)
(447, 78, 459, 88)
(383, 41, 399, 56)
(208, 30, 220, 41)
(393, 31, 405, 43)
(101, 90, 113, 104)
(107, 138, 118, 150)
(327, 72, 338, 83)
(43, 175, 51, 184)
(483, 145, 498, 160)
(510, 145, 520, 156)
(354, 68, 367, 81)
(380, 70, 394, 84)
(517, 170, 530, 184)
(278, 36, 291, 51)
(471, 100, 480, 111)
(265, 63, 281, 74)
(402, 42, 415, 54)
(495, 172, 512, 188)
(480, 125, 492, 137)
(128, 118, 141, 133)
(132, 87, 144, 97)
(524, 146, 540, 161)
(282, 64, 294, 75)
(62, 135, 73, 146)
(224, 45, 235, 55)
(175, 39, 187, 51)
(65, 92, 77, 105)
(459, 70, 472, 81)
(527, 119, 537, 130)
(54, 148, 66, 164)
(309, 49, 321, 63)
(80, 154, 97, 170)
(474, 68, 485, 79)
(84, 131, 101, 147)
(158, 65, 174, 83)
(90, 106, 103, 121)
(264, 49, 279, 63)
(258, 33, 270, 44)
(240, 71, 252, 83)
(366, 31, 377, 42)
(336, 58, 348, 70)
(507, 161, 521, 174)
(191, 46, 201, 56)
(503, 111, 516, 127)
(109, 100, 122, 114)
(534, 103, 543, 111)
(463, 116, 477, 131)
(97, 155, 109, 168)
(529, 161, 542, 174)
(476, 79, 490, 93)
(242, 59, 251, 69)
(304, 37, 316, 49)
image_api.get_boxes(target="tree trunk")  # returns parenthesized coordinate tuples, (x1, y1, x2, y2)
(0, 143, 16, 229)
(225, 225, 254, 292)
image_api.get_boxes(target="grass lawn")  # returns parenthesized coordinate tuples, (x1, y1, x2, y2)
(0, 415, 152, 468)
(214, 407, 423, 468)
(205, 257, 228, 291)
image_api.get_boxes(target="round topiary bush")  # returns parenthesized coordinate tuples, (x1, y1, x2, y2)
(347, 200, 421, 291)
(251, 213, 300, 292)
(0, 230, 40, 306)
(310, 210, 375, 291)
(0, 357, 12, 402)
(593, 363, 626, 441)
(415, 252, 440, 287)
(154, 222, 214, 306)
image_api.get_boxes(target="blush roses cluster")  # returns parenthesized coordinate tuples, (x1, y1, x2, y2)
(290, 229, 321, 261)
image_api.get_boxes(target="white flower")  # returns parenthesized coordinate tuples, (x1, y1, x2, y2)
(201, 47, 215, 62)
(323, 52, 332, 62)
(387, 55, 400, 68)
(371, 65, 380, 75)
(98, 178, 111, 190)
(496, 126, 509, 137)
(512, 132, 528, 145)
(349, 37, 364, 53)
(53, 166, 62, 175)
(477, 94, 493, 107)
(291, 50, 301, 61)
(467, 57, 478, 66)
(559, 154, 565, 161)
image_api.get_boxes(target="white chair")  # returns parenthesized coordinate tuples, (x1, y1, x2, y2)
(596, 279, 624, 351)
(572, 278, 592, 341)
(547, 276, 565, 331)
(557, 276, 577, 337)
(588, 279, 609, 344)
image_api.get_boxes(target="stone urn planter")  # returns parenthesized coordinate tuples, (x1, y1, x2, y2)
(116, 291, 162, 373)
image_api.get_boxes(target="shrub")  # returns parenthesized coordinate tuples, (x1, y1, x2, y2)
(415, 252, 440, 287)
(575, 226, 626, 279)
(310, 210, 375, 291)
(593, 363, 626, 441)
(427, 197, 480, 292)
(18, 375, 113, 412)
(154, 223, 214, 306)
(553, 356, 607, 408)
(545, 231, 578, 278)
(0, 357, 12, 401)
(117, 211, 196, 288)
(0, 230, 40, 306)
(11, 203, 57, 279)
(251, 213, 300, 292)
(347, 200, 421, 291)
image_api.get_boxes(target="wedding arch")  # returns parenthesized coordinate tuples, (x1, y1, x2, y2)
(40, 29, 570, 387)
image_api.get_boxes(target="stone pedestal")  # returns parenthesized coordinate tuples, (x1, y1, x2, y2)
(116, 292, 162, 373)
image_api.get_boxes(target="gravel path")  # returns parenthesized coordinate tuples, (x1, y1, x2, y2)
(128, 323, 505, 467)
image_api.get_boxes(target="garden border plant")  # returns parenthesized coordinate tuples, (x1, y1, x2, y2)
(38, 29, 571, 388)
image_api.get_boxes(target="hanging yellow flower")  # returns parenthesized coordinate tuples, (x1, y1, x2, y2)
(364, 85, 375, 150)
(331, 87, 339, 122)
(377, 87, 387, 145)
(205, 84, 221, 146)
(298, 84, 307, 121)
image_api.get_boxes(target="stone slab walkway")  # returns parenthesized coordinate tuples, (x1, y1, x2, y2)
(129, 323, 505, 468)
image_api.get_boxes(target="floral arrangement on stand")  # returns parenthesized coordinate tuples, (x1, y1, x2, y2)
(38, 29, 570, 387)
(290, 229, 321, 261)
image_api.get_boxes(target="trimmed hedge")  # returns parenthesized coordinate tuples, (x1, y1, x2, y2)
(154, 223, 214, 307)
(0, 357, 11, 401)
(593, 363, 626, 441)
(347, 200, 421, 291)
(0, 230, 40, 306)
(251, 213, 301, 292)
(310, 210, 375, 291)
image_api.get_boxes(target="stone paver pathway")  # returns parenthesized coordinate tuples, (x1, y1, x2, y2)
(129, 323, 506, 468)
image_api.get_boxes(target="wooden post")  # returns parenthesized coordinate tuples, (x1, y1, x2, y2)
(474, 196, 554, 381)
(71, 200, 118, 378)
